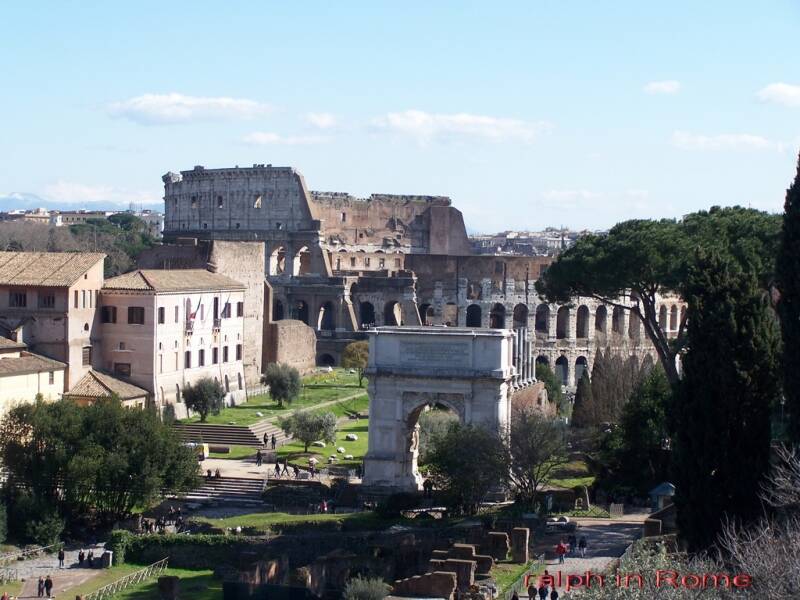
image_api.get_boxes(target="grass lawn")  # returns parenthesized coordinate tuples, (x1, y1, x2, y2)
(549, 458, 596, 489)
(181, 370, 367, 426)
(65, 564, 218, 600)
(209, 445, 259, 460)
(277, 408, 369, 469)
(0, 580, 23, 598)
(191, 510, 388, 534)
(492, 560, 536, 593)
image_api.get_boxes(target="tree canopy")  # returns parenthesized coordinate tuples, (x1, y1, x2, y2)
(0, 398, 198, 538)
(262, 363, 301, 407)
(535, 207, 781, 386)
(279, 410, 337, 453)
(183, 377, 225, 422)
(341, 341, 369, 387)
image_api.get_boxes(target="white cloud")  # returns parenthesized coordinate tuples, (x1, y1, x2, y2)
(757, 83, 800, 108)
(242, 132, 328, 145)
(644, 80, 682, 95)
(671, 130, 783, 151)
(371, 110, 552, 144)
(305, 112, 337, 129)
(108, 93, 271, 125)
(43, 181, 158, 204)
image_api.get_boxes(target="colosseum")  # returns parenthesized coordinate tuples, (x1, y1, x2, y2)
(152, 164, 682, 390)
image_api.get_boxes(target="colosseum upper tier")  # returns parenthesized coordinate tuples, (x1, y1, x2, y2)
(156, 164, 682, 389)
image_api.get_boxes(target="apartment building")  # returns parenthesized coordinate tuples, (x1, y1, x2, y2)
(0, 336, 65, 415)
(99, 269, 247, 411)
(0, 251, 106, 388)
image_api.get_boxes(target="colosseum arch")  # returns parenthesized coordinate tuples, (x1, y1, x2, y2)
(628, 311, 641, 340)
(595, 305, 608, 334)
(612, 306, 625, 334)
(556, 306, 570, 339)
(575, 355, 589, 382)
(294, 300, 310, 325)
(466, 304, 482, 327)
(490, 303, 506, 328)
(269, 246, 287, 276)
(359, 301, 376, 328)
(318, 301, 336, 331)
(419, 303, 434, 325)
(576, 305, 590, 338)
(384, 301, 403, 326)
(555, 355, 569, 386)
(513, 304, 529, 329)
(536, 355, 549, 366)
(669, 305, 679, 331)
(535, 304, 550, 335)
(293, 246, 312, 276)
(659, 305, 668, 330)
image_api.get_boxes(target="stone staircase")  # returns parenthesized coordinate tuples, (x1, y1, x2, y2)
(173, 421, 289, 448)
(179, 476, 265, 505)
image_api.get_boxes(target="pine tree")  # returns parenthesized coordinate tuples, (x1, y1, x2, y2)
(571, 371, 595, 428)
(672, 251, 781, 551)
(777, 152, 800, 442)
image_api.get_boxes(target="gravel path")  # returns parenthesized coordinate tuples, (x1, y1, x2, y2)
(10, 544, 106, 599)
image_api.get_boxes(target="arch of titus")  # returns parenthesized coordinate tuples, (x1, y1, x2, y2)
(362, 326, 528, 492)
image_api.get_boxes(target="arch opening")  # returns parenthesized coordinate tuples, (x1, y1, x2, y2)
(359, 301, 376, 329)
(535, 304, 550, 334)
(490, 303, 506, 328)
(595, 305, 608, 334)
(575, 356, 589, 382)
(384, 301, 403, 326)
(576, 305, 590, 338)
(556, 306, 570, 339)
(466, 304, 482, 327)
(555, 355, 569, 387)
(318, 300, 336, 331)
(294, 300, 309, 325)
(513, 304, 529, 329)
(269, 246, 287, 276)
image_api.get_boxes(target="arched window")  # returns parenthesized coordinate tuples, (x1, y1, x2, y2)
(294, 300, 309, 325)
(575, 356, 589, 382)
(556, 306, 570, 339)
(535, 304, 550, 334)
(270, 246, 287, 275)
(384, 301, 402, 326)
(489, 303, 506, 328)
(576, 306, 590, 338)
(612, 306, 625, 334)
(224, 375, 230, 393)
(419, 303, 432, 325)
(359, 302, 375, 329)
(293, 246, 311, 276)
(318, 301, 335, 331)
(629, 311, 641, 339)
(237, 372, 243, 391)
(669, 305, 679, 331)
(659, 305, 668, 330)
(513, 304, 529, 329)
(595, 305, 608, 334)
(466, 304, 482, 327)
(555, 356, 569, 387)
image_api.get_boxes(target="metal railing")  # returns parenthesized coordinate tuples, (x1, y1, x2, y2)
(503, 552, 546, 600)
(0, 542, 63, 567)
(83, 557, 169, 600)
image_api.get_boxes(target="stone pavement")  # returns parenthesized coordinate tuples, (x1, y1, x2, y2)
(523, 518, 643, 596)
(10, 544, 105, 599)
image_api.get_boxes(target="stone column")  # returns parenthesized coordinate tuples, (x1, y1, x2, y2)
(548, 307, 558, 341)
(511, 528, 530, 563)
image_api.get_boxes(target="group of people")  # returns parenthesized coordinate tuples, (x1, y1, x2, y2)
(35, 575, 54, 598)
(263, 433, 277, 450)
(555, 534, 588, 563)
(76, 548, 95, 567)
(205, 468, 222, 481)
(142, 506, 185, 533)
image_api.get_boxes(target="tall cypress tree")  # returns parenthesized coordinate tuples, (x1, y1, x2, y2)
(672, 251, 781, 550)
(571, 371, 595, 428)
(777, 152, 800, 442)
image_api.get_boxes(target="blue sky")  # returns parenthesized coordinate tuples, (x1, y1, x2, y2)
(1, 1, 799, 232)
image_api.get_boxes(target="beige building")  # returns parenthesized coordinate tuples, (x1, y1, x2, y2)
(99, 269, 247, 412)
(0, 251, 106, 389)
(0, 337, 66, 415)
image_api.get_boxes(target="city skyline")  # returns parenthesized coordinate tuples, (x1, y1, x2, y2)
(1, 1, 799, 231)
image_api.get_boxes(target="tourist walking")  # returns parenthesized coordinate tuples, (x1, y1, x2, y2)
(271, 434, 276, 450)
(550, 589, 559, 600)
(511, 592, 519, 600)
(568, 534, 577, 557)
(555, 541, 567, 564)
(256, 449, 263, 467)
(44, 575, 53, 598)
(37, 576, 45, 597)
(538, 584, 548, 600)
(282, 458, 290, 476)
(78, 549, 85, 566)
(87, 549, 94, 567)
(57, 547, 65, 568)
(274, 460, 281, 477)
(263, 432, 269, 446)
(578, 535, 587, 558)
(527, 583, 537, 599)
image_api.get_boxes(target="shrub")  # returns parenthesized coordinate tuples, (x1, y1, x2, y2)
(26, 512, 64, 546)
(376, 492, 420, 518)
(343, 575, 391, 600)
(0, 502, 6, 544)
(262, 363, 301, 407)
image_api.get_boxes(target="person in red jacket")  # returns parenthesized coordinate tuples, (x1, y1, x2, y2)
(556, 540, 567, 564)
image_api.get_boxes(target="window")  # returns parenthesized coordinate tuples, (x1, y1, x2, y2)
(128, 307, 145, 324)
(217, 196, 224, 208)
(200, 304, 205, 321)
(235, 223, 241, 229)
(203, 223, 208, 229)
(198, 348, 205, 366)
(159, 354, 163, 374)
(222, 302, 231, 318)
(341, 212, 346, 222)
(191, 196, 197, 209)
(82, 346, 92, 366)
(39, 294, 55, 309)
(365, 258, 371, 267)
(276, 222, 283, 230)
(212, 347, 219, 364)
(9, 291, 27, 307)
(158, 307, 165, 324)
(101, 306, 117, 323)
(114, 363, 131, 377)
(379, 258, 385, 269)
(74, 290, 78, 308)
(236, 344, 242, 361)
(350, 257, 356, 267)
(254, 195, 262, 208)
(118, 342, 126, 350)
(175, 305, 179, 323)
(184, 351, 192, 368)
(174, 352, 179, 370)
(82, 290, 86, 308)
(394, 258, 401, 268)
(223, 346, 229, 362)
(89, 290, 93, 308)
(48, 371, 54, 385)
(236, 301, 244, 317)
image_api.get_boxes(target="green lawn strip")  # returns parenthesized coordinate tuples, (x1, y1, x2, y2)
(492, 560, 537, 593)
(548, 457, 595, 489)
(191, 510, 388, 534)
(64, 563, 143, 598)
(208, 445, 259, 460)
(0, 580, 23, 598)
(112, 567, 219, 600)
(180, 370, 365, 426)
(548, 475, 596, 489)
(277, 415, 368, 469)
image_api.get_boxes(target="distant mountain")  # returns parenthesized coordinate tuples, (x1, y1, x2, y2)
(0, 193, 163, 213)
